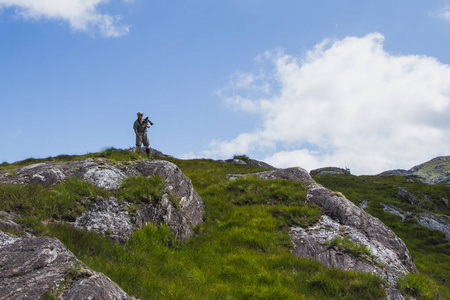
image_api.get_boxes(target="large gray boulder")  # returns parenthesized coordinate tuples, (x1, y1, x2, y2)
(227, 167, 313, 185)
(0, 232, 135, 300)
(71, 197, 136, 244)
(310, 167, 351, 176)
(298, 184, 417, 299)
(223, 158, 276, 170)
(233, 168, 416, 300)
(0, 159, 204, 241)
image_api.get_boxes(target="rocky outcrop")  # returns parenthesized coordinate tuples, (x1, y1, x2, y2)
(72, 194, 195, 243)
(130, 147, 172, 158)
(0, 159, 204, 241)
(397, 187, 421, 206)
(71, 197, 136, 244)
(417, 213, 450, 241)
(0, 211, 24, 233)
(0, 232, 135, 300)
(378, 156, 450, 185)
(382, 204, 410, 222)
(378, 169, 414, 177)
(301, 184, 416, 299)
(377, 170, 432, 184)
(223, 158, 276, 170)
(233, 167, 416, 299)
(227, 167, 312, 184)
(129, 160, 204, 229)
(382, 203, 450, 241)
(310, 167, 351, 176)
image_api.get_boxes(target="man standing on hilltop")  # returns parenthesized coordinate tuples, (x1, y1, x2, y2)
(133, 112, 151, 158)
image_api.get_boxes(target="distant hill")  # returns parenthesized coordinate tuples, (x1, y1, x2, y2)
(377, 156, 450, 185)
(410, 156, 450, 184)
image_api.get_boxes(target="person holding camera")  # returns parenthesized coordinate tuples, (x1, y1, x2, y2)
(133, 111, 151, 157)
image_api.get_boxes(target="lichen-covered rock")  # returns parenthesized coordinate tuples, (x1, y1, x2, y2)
(382, 203, 410, 222)
(417, 212, 450, 241)
(228, 167, 312, 185)
(129, 160, 204, 229)
(381, 204, 450, 241)
(72, 195, 195, 242)
(223, 158, 276, 169)
(0, 232, 135, 300)
(397, 187, 421, 206)
(290, 215, 384, 283)
(135, 194, 193, 241)
(295, 184, 417, 299)
(0, 159, 204, 241)
(232, 167, 417, 300)
(72, 197, 136, 244)
(0, 211, 24, 233)
(310, 167, 351, 176)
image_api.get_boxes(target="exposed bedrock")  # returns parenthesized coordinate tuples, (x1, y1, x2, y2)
(0, 159, 204, 241)
(233, 167, 416, 299)
(0, 232, 135, 300)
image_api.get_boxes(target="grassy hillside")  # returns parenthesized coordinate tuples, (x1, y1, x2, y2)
(410, 156, 450, 184)
(1, 149, 448, 299)
(313, 174, 450, 299)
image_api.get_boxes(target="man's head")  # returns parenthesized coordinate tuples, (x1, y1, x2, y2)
(137, 112, 143, 119)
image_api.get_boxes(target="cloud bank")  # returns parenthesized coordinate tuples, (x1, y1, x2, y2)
(208, 33, 450, 175)
(0, 0, 130, 37)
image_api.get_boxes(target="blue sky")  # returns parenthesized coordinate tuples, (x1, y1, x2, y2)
(1, 0, 449, 174)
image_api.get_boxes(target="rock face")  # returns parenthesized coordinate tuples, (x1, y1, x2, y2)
(71, 197, 136, 244)
(397, 187, 420, 206)
(0, 159, 204, 241)
(300, 184, 416, 299)
(381, 203, 450, 241)
(378, 156, 450, 185)
(235, 167, 416, 300)
(130, 147, 172, 158)
(378, 169, 414, 177)
(310, 167, 351, 176)
(0, 232, 135, 300)
(227, 167, 312, 184)
(223, 158, 276, 170)
(417, 213, 450, 241)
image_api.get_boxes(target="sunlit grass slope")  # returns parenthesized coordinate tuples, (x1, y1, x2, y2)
(0, 149, 388, 299)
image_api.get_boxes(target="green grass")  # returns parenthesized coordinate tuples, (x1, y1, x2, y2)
(327, 236, 372, 258)
(116, 175, 165, 204)
(224, 175, 307, 206)
(313, 174, 450, 299)
(0, 178, 108, 222)
(0, 174, 165, 228)
(398, 273, 443, 300)
(0, 147, 147, 171)
(0, 154, 388, 299)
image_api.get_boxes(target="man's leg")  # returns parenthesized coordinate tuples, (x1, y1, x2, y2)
(143, 132, 151, 158)
(136, 133, 142, 153)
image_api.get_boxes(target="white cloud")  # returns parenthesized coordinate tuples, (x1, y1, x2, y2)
(0, 0, 131, 37)
(438, 5, 450, 22)
(208, 33, 450, 175)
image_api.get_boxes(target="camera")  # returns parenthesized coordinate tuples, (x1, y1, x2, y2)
(144, 117, 154, 126)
